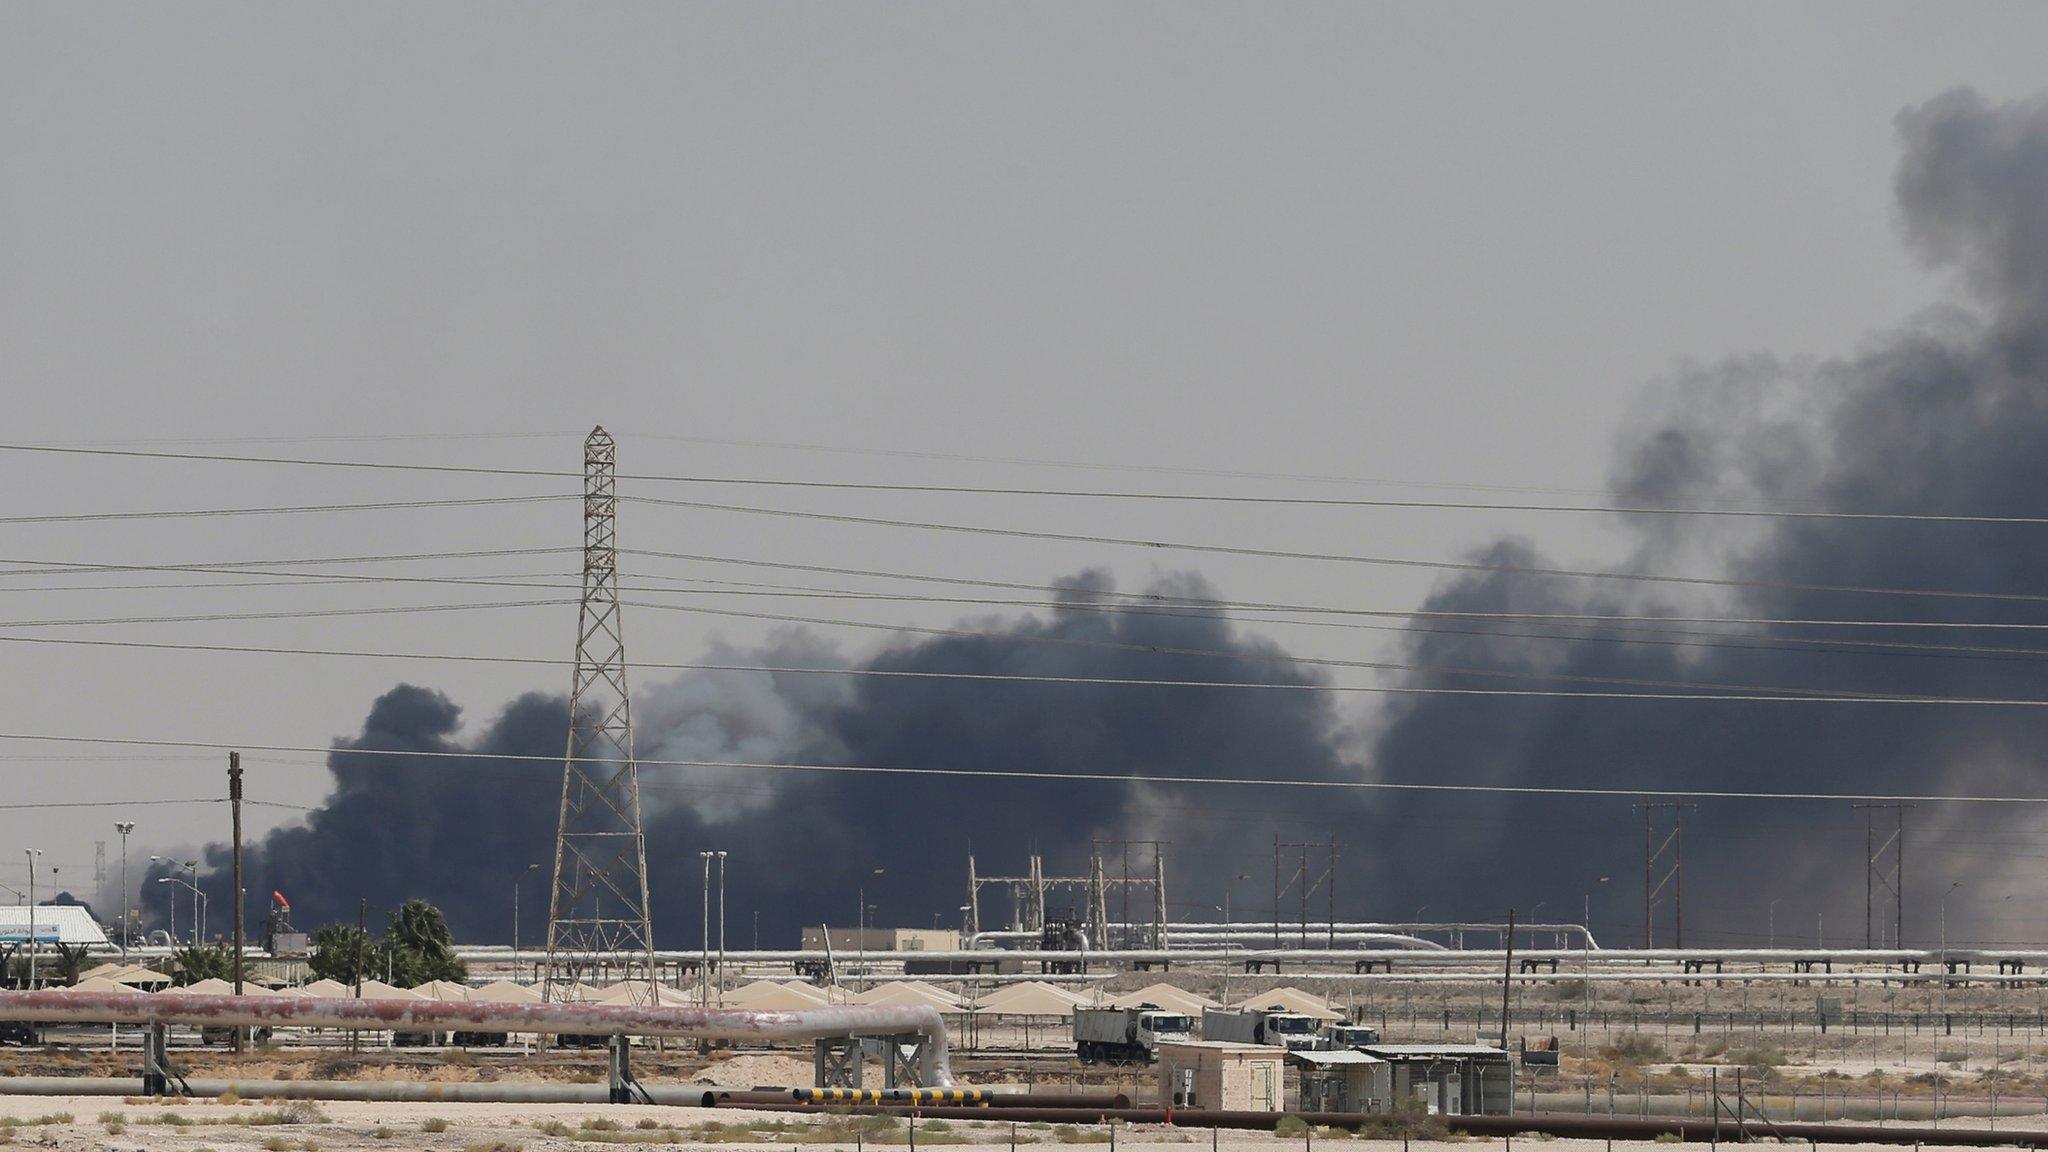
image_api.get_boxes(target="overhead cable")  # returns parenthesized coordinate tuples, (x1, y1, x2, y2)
(628, 495, 2048, 604)
(7, 632, 2048, 705)
(4, 730, 2048, 806)
(5, 441, 2046, 526)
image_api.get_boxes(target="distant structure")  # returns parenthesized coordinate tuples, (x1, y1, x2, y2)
(542, 427, 656, 1002)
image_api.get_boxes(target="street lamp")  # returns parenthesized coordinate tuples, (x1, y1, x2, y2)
(157, 877, 205, 949)
(149, 856, 174, 943)
(1937, 880, 1964, 1128)
(23, 849, 40, 989)
(697, 851, 712, 1005)
(512, 863, 540, 979)
(1223, 874, 1251, 928)
(185, 861, 201, 941)
(114, 823, 135, 960)
(858, 868, 883, 991)
(715, 851, 728, 1007)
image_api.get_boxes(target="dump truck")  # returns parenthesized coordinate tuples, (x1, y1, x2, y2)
(1318, 1021, 1381, 1050)
(1072, 1004, 1194, 1064)
(1201, 1006, 1323, 1051)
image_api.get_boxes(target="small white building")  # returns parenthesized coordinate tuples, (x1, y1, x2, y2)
(1156, 1040, 1284, 1112)
(1290, 1049, 1390, 1113)
(0, 906, 110, 948)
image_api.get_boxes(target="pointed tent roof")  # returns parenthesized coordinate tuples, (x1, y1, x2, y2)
(974, 981, 1085, 1017)
(1111, 983, 1219, 1014)
(724, 980, 829, 1010)
(413, 979, 473, 1001)
(297, 978, 354, 998)
(592, 981, 700, 1007)
(181, 977, 278, 997)
(109, 966, 174, 988)
(1230, 986, 1341, 1020)
(467, 979, 544, 1004)
(356, 979, 423, 1001)
(69, 975, 145, 995)
(853, 982, 964, 1010)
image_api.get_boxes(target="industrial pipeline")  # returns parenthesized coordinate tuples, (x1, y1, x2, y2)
(0, 989, 956, 1085)
(708, 1088, 1133, 1110)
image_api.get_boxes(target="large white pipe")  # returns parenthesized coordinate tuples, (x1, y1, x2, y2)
(0, 991, 954, 1084)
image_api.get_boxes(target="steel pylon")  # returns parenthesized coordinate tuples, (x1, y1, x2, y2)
(542, 426, 655, 1003)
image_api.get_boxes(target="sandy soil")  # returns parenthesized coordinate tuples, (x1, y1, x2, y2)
(0, 1098, 2039, 1152)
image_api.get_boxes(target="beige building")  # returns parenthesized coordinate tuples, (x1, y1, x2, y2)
(1155, 1040, 1284, 1112)
(799, 926, 962, 952)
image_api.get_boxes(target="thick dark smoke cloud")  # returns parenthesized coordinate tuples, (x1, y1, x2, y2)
(1362, 88, 2048, 947)
(162, 88, 2048, 952)
(166, 570, 1360, 947)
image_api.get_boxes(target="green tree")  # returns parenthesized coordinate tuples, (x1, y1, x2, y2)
(307, 923, 375, 984)
(172, 944, 234, 985)
(383, 899, 465, 986)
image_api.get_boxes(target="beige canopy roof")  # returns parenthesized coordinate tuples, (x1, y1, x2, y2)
(852, 981, 964, 1010)
(724, 980, 829, 1010)
(1229, 986, 1341, 1020)
(355, 979, 422, 1001)
(109, 966, 174, 988)
(181, 977, 278, 997)
(1111, 982, 1219, 1014)
(594, 982, 700, 1007)
(412, 979, 473, 1001)
(68, 975, 145, 995)
(296, 979, 354, 998)
(974, 981, 1086, 1017)
(467, 979, 544, 1004)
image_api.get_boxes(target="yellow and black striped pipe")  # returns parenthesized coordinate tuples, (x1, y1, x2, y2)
(797, 1088, 992, 1106)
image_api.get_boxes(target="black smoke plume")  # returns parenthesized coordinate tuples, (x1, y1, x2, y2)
(161, 88, 2048, 951)
(166, 571, 1359, 947)
(1360, 88, 2048, 947)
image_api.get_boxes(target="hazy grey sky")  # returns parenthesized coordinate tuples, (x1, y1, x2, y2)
(4, 2, 2047, 904)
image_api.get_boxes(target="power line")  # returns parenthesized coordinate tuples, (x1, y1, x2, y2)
(11, 547, 2048, 678)
(6, 632, 2048, 705)
(8, 440, 2048, 526)
(0, 546, 574, 580)
(622, 548, 2048, 630)
(0, 599, 570, 630)
(7, 730, 2048, 806)
(616, 597, 2006, 700)
(627, 495, 2048, 604)
(0, 494, 571, 527)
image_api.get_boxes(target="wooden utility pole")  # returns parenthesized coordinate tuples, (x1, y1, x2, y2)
(229, 751, 245, 1051)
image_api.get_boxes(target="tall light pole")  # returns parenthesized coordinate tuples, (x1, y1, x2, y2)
(1583, 877, 1608, 1018)
(114, 823, 134, 961)
(512, 863, 540, 981)
(150, 857, 174, 943)
(185, 860, 201, 942)
(698, 851, 712, 1005)
(715, 851, 728, 1007)
(1938, 880, 1963, 1128)
(23, 848, 40, 989)
(858, 868, 883, 992)
(157, 878, 205, 950)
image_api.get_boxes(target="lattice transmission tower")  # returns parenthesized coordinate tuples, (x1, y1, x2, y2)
(542, 426, 656, 1002)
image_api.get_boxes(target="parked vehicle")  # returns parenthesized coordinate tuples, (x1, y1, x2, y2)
(1318, 1021, 1381, 1049)
(1201, 1006, 1322, 1050)
(1072, 1004, 1193, 1063)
